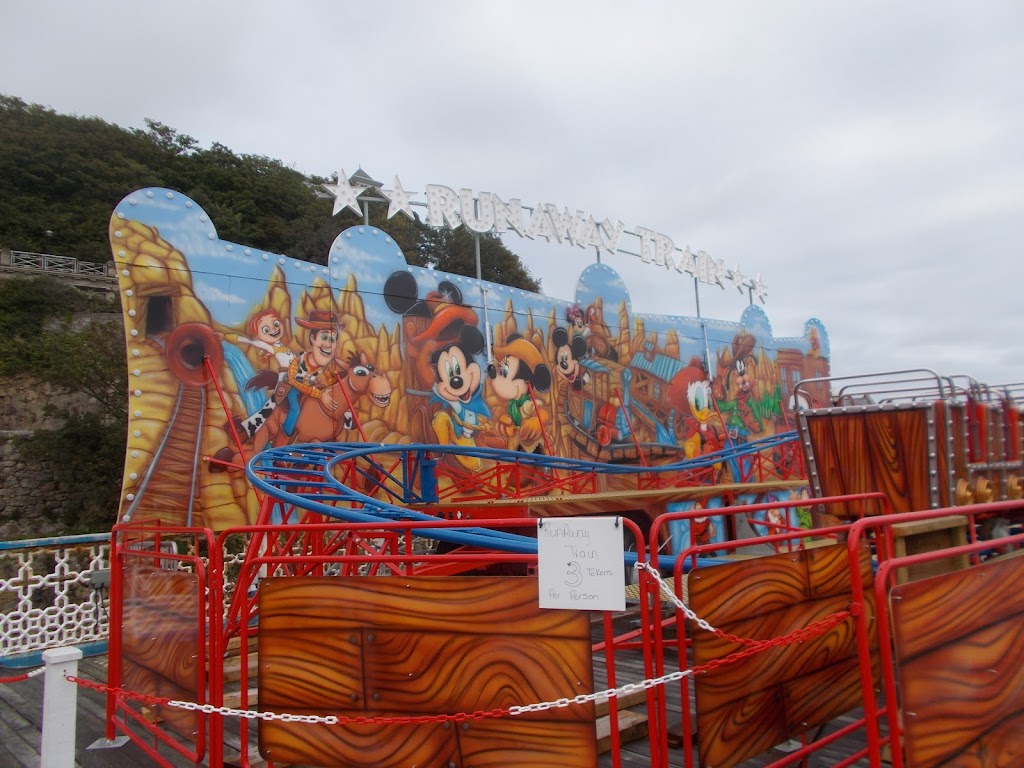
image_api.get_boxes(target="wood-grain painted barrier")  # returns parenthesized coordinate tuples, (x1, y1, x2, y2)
(258, 576, 596, 768)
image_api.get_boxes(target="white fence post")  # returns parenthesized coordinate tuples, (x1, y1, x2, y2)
(40, 646, 83, 768)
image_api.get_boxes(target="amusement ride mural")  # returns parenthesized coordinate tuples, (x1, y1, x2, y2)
(109, 183, 829, 531)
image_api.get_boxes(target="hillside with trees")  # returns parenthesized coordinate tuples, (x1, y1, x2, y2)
(0, 94, 540, 290)
(0, 94, 539, 536)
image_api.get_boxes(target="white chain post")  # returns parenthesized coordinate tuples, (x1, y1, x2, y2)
(40, 646, 83, 768)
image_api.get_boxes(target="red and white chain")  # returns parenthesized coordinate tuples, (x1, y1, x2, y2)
(66, 564, 851, 727)
(636, 561, 774, 646)
(69, 670, 693, 725)
(637, 561, 853, 649)
(508, 670, 691, 716)
(0, 667, 44, 684)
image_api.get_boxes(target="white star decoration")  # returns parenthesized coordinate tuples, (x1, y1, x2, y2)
(751, 273, 768, 304)
(322, 169, 363, 217)
(383, 176, 418, 220)
(729, 264, 747, 293)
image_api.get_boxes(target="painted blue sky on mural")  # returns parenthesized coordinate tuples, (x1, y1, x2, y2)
(115, 188, 827, 364)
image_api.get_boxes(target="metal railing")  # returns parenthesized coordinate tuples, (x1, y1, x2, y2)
(0, 532, 244, 664)
(0, 533, 112, 663)
(2, 250, 113, 278)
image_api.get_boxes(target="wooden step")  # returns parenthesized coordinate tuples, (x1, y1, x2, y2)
(596, 709, 649, 753)
(221, 654, 259, 684)
(595, 686, 648, 717)
(211, 635, 259, 693)
(221, 634, 258, 655)
(222, 687, 259, 710)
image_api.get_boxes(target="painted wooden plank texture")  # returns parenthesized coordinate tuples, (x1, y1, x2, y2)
(892, 554, 1024, 768)
(689, 544, 875, 768)
(121, 566, 200, 690)
(119, 565, 203, 744)
(258, 575, 588, 636)
(258, 576, 596, 768)
(804, 408, 936, 514)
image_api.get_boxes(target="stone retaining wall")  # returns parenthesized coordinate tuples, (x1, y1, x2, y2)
(0, 377, 107, 540)
(0, 431, 84, 540)
(0, 276, 123, 541)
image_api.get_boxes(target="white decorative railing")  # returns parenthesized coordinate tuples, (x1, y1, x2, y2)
(0, 534, 111, 662)
(0, 533, 247, 663)
(3, 250, 112, 278)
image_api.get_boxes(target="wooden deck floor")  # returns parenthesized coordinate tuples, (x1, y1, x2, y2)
(0, 653, 174, 768)
(593, 640, 878, 768)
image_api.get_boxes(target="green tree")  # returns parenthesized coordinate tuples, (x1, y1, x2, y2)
(0, 96, 166, 259)
(0, 275, 115, 372)
(0, 95, 542, 292)
(422, 228, 541, 292)
(18, 408, 126, 533)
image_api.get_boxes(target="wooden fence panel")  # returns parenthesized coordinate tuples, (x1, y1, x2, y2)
(689, 543, 875, 768)
(891, 554, 1024, 767)
(258, 576, 596, 768)
(120, 565, 202, 740)
(802, 407, 935, 514)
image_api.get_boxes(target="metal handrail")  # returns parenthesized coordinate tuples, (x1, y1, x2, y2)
(792, 368, 981, 409)
(4, 250, 111, 277)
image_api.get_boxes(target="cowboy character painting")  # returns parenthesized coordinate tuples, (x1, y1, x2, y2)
(287, 309, 343, 416)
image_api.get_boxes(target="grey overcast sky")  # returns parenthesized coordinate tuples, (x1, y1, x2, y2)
(3, 1, 1022, 390)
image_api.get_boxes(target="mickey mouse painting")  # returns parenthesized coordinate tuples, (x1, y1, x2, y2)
(551, 326, 589, 391)
(384, 270, 481, 443)
(384, 271, 479, 392)
(488, 332, 552, 452)
(429, 324, 493, 470)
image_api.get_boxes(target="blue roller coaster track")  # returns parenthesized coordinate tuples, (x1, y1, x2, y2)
(245, 431, 802, 569)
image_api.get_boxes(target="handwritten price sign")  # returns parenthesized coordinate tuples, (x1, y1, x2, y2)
(537, 517, 625, 611)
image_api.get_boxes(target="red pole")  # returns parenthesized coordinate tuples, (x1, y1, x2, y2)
(847, 520, 884, 768)
(334, 371, 369, 442)
(527, 382, 556, 458)
(204, 357, 248, 464)
(206, 529, 223, 768)
(202, 357, 264, 505)
(614, 387, 649, 468)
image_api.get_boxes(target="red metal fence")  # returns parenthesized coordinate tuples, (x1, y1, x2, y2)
(99, 496, 1024, 768)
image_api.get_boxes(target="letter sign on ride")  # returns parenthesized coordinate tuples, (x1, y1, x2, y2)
(537, 517, 625, 611)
